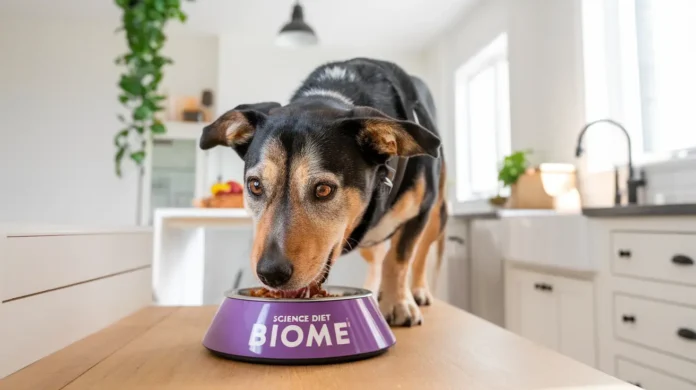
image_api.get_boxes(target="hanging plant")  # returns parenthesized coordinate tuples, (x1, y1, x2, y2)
(113, 0, 187, 176)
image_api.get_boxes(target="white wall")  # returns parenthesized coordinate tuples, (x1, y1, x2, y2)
(0, 17, 218, 226)
(212, 37, 430, 184)
(507, 0, 585, 164)
(423, 0, 508, 198)
(424, 0, 586, 201)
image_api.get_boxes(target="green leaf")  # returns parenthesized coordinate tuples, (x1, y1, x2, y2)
(151, 122, 166, 134)
(114, 129, 129, 147)
(497, 150, 531, 188)
(154, 0, 166, 12)
(119, 75, 142, 95)
(133, 105, 151, 121)
(177, 11, 187, 22)
(130, 150, 146, 165)
(115, 146, 127, 177)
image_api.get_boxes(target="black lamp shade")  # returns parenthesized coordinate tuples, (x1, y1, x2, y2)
(276, 3, 318, 47)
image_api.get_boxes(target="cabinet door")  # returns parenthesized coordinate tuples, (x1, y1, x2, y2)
(506, 268, 597, 366)
(556, 275, 596, 367)
(445, 218, 468, 311)
(506, 268, 559, 351)
(470, 220, 505, 326)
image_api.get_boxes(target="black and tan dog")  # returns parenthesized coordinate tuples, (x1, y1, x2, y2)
(200, 58, 447, 326)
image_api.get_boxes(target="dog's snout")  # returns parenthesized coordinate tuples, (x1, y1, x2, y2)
(256, 250, 293, 288)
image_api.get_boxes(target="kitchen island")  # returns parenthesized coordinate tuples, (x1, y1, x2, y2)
(0, 301, 634, 390)
(152, 207, 253, 305)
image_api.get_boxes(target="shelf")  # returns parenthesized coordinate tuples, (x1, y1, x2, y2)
(156, 121, 210, 140)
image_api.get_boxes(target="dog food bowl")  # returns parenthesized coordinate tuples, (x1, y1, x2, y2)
(203, 286, 396, 365)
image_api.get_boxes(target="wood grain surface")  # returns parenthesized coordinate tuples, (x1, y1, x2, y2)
(0, 302, 634, 390)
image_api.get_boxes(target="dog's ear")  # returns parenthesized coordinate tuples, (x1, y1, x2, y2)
(199, 102, 281, 158)
(337, 106, 440, 160)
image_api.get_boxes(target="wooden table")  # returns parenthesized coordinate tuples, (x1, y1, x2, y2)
(0, 302, 634, 390)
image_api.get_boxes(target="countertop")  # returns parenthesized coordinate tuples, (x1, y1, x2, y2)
(0, 303, 633, 390)
(153, 207, 252, 228)
(0, 224, 152, 237)
(582, 203, 696, 217)
(452, 209, 575, 219)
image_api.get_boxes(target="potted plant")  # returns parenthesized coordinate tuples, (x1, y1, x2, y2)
(492, 150, 531, 207)
(113, 0, 188, 177)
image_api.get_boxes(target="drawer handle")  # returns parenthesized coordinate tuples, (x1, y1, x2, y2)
(534, 283, 553, 292)
(622, 315, 636, 323)
(618, 249, 632, 258)
(677, 327, 696, 340)
(672, 254, 694, 266)
(448, 236, 465, 245)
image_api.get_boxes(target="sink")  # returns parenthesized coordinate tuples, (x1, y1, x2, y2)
(502, 214, 594, 271)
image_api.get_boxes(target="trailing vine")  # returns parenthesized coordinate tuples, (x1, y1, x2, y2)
(113, 0, 187, 176)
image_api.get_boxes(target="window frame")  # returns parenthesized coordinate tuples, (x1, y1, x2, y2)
(454, 33, 510, 203)
(581, 0, 696, 173)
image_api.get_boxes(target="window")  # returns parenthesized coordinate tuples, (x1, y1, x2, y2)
(454, 34, 510, 202)
(582, 0, 696, 171)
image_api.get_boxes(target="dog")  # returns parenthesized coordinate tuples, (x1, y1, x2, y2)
(199, 58, 447, 327)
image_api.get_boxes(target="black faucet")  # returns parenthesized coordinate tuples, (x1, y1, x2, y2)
(575, 119, 646, 205)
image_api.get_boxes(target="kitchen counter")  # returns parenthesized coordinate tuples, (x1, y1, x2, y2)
(0, 303, 633, 390)
(453, 208, 571, 219)
(153, 208, 253, 305)
(582, 203, 696, 217)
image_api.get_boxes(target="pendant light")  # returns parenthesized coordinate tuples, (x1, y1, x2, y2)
(276, 1, 318, 48)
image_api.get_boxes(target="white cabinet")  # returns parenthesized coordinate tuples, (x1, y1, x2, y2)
(591, 217, 696, 389)
(506, 267, 596, 367)
(445, 218, 469, 311)
(470, 219, 505, 326)
(617, 358, 696, 390)
(140, 122, 246, 226)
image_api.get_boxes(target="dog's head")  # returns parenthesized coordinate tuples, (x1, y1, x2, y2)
(200, 100, 440, 291)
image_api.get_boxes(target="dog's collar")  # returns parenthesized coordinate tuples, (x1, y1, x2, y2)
(384, 156, 408, 205)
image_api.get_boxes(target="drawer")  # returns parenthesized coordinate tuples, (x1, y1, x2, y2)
(615, 294, 696, 362)
(617, 358, 696, 390)
(3, 232, 152, 301)
(0, 268, 151, 378)
(612, 232, 696, 286)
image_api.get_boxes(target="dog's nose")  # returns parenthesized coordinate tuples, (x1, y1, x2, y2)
(257, 254, 293, 288)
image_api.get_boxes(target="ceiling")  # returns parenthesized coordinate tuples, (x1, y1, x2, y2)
(0, 0, 477, 50)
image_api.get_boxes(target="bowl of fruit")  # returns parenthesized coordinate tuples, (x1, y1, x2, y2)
(194, 178, 244, 208)
(203, 285, 396, 365)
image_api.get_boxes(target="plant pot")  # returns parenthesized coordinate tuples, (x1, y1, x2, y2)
(508, 169, 554, 209)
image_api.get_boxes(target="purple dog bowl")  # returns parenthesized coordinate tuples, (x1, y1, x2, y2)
(203, 286, 396, 365)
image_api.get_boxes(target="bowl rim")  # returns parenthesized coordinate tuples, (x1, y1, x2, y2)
(225, 286, 373, 302)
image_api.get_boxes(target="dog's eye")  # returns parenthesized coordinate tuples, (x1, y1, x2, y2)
(247, 177, 263, 196)
(314, 184, 333, 199)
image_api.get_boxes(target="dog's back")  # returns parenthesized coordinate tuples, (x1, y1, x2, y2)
(292, 58, 439, 135)
(293, 58, 447, 326)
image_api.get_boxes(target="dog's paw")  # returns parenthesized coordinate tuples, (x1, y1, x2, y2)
(379, 294, 423, 327)
(411, 286, 432, 306)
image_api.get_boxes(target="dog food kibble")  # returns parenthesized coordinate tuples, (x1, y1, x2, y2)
(248, 284, 336, 299)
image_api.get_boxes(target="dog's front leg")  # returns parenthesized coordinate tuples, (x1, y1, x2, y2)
(379, 214, 428, 327)
(359, 242, 387, 296)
